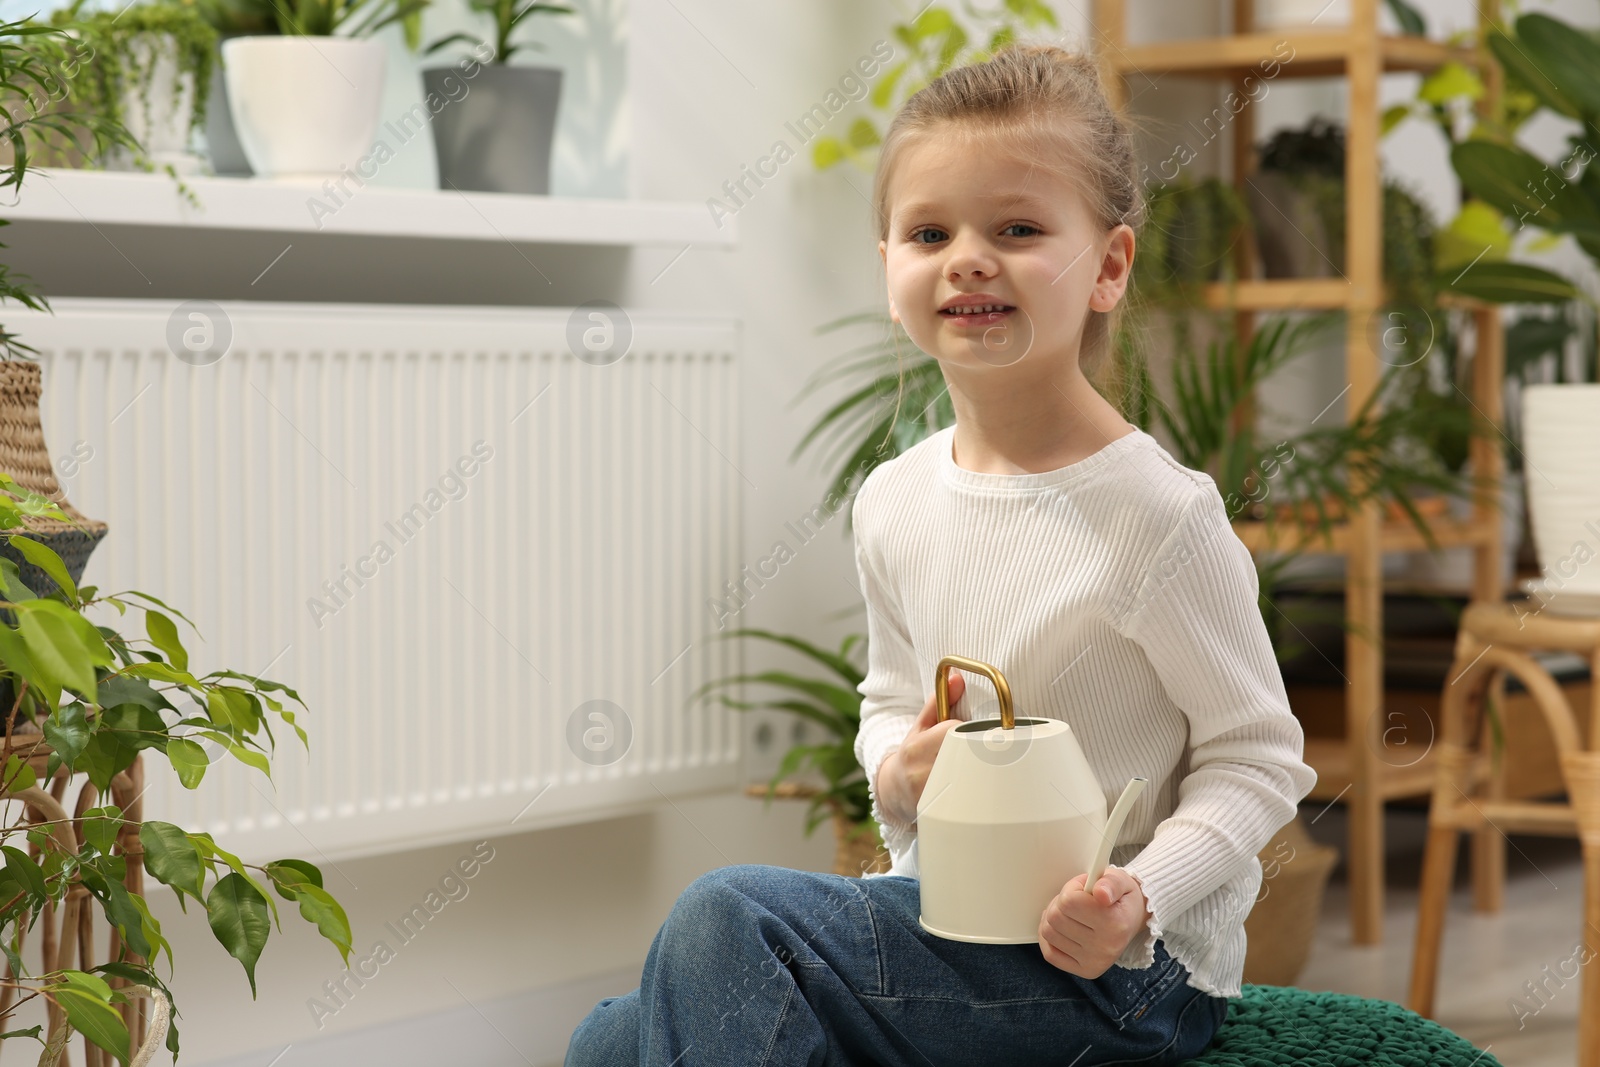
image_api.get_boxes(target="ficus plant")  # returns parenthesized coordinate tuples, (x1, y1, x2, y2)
(0, 19, 347, 1066)
(0, 472, 351, 1064)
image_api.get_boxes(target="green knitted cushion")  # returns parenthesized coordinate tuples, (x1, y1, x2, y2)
(1182, 984, 1504, 1066)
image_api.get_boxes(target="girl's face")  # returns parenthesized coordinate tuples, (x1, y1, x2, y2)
(878, 130, 1134, 371)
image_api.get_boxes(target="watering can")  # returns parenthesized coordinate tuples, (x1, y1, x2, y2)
(916, 654, 1149, 944)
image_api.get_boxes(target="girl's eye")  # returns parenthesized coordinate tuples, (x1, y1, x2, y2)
(907, 223, 1040, 244)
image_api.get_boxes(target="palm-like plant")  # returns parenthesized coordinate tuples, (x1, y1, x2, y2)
(689, 628, 878, 849)
(422, 0, 573, 64)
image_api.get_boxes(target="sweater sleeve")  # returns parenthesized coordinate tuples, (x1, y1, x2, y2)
(851, 493, 922, 857)
(1110, 486, 1318, 969)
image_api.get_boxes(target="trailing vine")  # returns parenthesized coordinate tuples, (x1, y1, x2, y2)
(45, 0, 216, 204)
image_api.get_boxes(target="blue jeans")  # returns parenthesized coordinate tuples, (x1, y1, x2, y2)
(566, 864, 1229, 1067)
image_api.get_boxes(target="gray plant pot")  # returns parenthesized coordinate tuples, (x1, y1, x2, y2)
(1245, 170, 1334, 279)
(204, 33, 253, 176)
(424, 64, 562, 195)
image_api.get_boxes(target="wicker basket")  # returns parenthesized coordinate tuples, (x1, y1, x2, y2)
(0, 359, 108, 600)
(1242, 815, 1339, 986)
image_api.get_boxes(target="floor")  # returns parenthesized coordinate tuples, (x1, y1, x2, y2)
(1299, 802, 1586, 1067)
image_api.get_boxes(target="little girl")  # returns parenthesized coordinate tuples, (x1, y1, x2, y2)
(566, 42, 1317, 1067)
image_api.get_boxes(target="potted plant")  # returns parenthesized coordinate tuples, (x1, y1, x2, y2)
(1135, 176, 1251, 301)
(216, 0, 430, 181)
(192, 0, 280, 175)
(690, 628, 890, 877)
(46, 0, 217, 177)
(418, 0, 574, 194)
(1388, 7, 1600, 597)
(0, 24, 347, 1065)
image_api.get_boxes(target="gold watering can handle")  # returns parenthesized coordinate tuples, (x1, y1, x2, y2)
(935, 654, 1014, 730)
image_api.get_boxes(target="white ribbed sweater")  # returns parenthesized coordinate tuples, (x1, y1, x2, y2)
(850, 423, 1318, 999)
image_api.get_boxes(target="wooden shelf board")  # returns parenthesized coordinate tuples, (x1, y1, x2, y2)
(1231, 515, 1495, 555)
(1199, 279, 1491, 311)
(1109, 31, 1475, 80)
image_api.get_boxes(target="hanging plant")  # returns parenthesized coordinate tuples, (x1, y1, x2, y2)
(45, 0, 216, 184)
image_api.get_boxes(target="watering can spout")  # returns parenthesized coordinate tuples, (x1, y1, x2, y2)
(1085, 776, 1149, 888)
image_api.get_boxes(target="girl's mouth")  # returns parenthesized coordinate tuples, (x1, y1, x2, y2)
(939, 305, 1015, 326)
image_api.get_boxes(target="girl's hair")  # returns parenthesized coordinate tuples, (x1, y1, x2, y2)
(872, 42, 1145, 414)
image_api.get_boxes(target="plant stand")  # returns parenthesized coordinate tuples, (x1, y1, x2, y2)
(0, 739, 148, 1067)
(743, 782, 890, 877)
(1092, 0, 1508, 946)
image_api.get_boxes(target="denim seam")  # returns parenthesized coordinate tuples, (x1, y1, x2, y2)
(1113, 954, 1187, 1028)
(756, 979, 796, 1067)
(1096, 984, 1217, 1067)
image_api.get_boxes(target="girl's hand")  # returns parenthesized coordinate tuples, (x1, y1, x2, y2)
(877, 671, 965, 828)
(1038, 867, 1153, 980)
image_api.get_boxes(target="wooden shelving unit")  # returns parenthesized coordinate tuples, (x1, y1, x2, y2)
(1092, 0, 1508, 946)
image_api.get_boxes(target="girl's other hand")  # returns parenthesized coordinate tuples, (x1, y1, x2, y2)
(877, 671, 965, 828)
(1038, 867, 1153, 979)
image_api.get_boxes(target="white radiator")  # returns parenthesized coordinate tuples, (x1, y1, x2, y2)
(8, 298, 744, 863)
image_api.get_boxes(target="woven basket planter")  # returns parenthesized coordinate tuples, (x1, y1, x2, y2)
(1242, 815, 1339, 986)
(0, 359, 108, 601)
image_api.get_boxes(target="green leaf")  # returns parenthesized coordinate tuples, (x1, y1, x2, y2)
(1515, 13, 1600, 118)
(121, 661, 203, 689)
(811, 136, 844, 170)
(1435, 201, 1511, 270)
(0, 557, 34, 602)
(206, 872, 271, 997)
(80, 805, 122, 855)
(101, 879, 151, 959)
(293, 884, 352, 965)
(54, 972, 130, 1064)
(265, 859, 323, 902)
(3, 845, 45, 903)
(140, 822, 205, 904)
(17, 601, 107, 701)
(0, 1026, 41, 1041)
(1418, 60, 1482, 105)
(165, 737, 209, 789)
(1451, 140, 1600, 240)
(1383, 0, 1425, 36)
(5, 533, 77, 604)
(1380, 104, 1411, 137)
(206, 688, 261, 733)
(197, 730, 271, 777)
(1, 753, 35, 793)
(1488, 26, 1581, 120)
(1440, 260, 1579, 303)
(96, 676, 178, 714)
(43, 702, 90, 764)
(126, 891, 173, 971)
(143, 611, 186, 672)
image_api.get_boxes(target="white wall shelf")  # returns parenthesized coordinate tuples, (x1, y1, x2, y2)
(7, 168, 735, 248)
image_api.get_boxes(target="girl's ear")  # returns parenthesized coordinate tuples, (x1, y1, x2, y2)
(881, 239, 900, 325)
(1089, 224, 1136, 313)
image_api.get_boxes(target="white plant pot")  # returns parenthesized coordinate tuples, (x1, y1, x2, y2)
(109, 35, 200, 174)
(1522, 385, 1600, 594)
(1254, 0, 1349, 27)
(222, 36, 386, 181)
